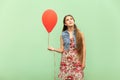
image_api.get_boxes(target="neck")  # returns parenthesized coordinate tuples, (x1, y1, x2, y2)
(67, 26, 74, 32)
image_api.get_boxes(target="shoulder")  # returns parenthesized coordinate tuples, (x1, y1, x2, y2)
(62, 30, 68, 34)
(62, 30, 68, 36)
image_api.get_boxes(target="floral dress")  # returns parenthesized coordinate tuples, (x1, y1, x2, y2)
(58, 37, 84, 80)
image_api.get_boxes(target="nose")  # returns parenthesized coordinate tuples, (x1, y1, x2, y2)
(69, 20, 73, 23)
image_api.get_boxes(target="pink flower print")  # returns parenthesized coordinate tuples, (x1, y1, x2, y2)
(60, 62, 67, 72)
(66, 76, 73, 80)
(61, 62, 66, 66)
(70, 43, 75, 48)
(74, 62, 82, 67)
(63, 50, 67, 55)
(72, 49, 78, 54)
(73, 62, 82, 73)
(67, 56, 73, 62)
(75, 67, 82, 73)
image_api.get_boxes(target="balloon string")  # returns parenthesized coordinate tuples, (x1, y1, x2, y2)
(48, 33, 49, 47)
(48, 33, 56, 80)
(54, 53, 56, 80)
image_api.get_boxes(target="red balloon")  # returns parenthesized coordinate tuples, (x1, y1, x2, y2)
(42, 9, 57, 33)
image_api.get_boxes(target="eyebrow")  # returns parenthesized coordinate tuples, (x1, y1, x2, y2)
(66, 17, 73, 20)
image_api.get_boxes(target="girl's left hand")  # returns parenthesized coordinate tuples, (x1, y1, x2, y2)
(81, 63, 85, 70)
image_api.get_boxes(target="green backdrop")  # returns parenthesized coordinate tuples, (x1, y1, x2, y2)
(0, 0, 120, 80)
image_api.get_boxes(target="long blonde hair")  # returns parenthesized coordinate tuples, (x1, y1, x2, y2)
(62, 15, 83, 63)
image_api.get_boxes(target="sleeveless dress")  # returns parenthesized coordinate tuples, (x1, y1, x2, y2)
(58, 37, 84, 80)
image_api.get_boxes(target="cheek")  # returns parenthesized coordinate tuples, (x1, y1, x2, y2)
(65, 21, 69, 25)
(71, 20, 75, 23)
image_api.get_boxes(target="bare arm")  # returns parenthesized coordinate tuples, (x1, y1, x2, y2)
(48, 35, 64, 53)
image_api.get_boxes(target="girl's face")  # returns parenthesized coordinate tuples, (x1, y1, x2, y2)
(64, 16, 75, 27)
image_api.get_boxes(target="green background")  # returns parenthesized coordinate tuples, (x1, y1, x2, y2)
(0, 0, 120, 80)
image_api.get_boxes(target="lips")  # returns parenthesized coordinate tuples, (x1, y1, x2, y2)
(69, 22, 73, 24)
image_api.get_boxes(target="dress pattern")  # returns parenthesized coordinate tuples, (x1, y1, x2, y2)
(58, 37, 84, 80)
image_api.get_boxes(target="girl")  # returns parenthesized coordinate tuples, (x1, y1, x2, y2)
(48, 15, 86, 80)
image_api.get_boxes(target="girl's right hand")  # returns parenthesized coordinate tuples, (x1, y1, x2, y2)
(48, 46, 55, 51)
